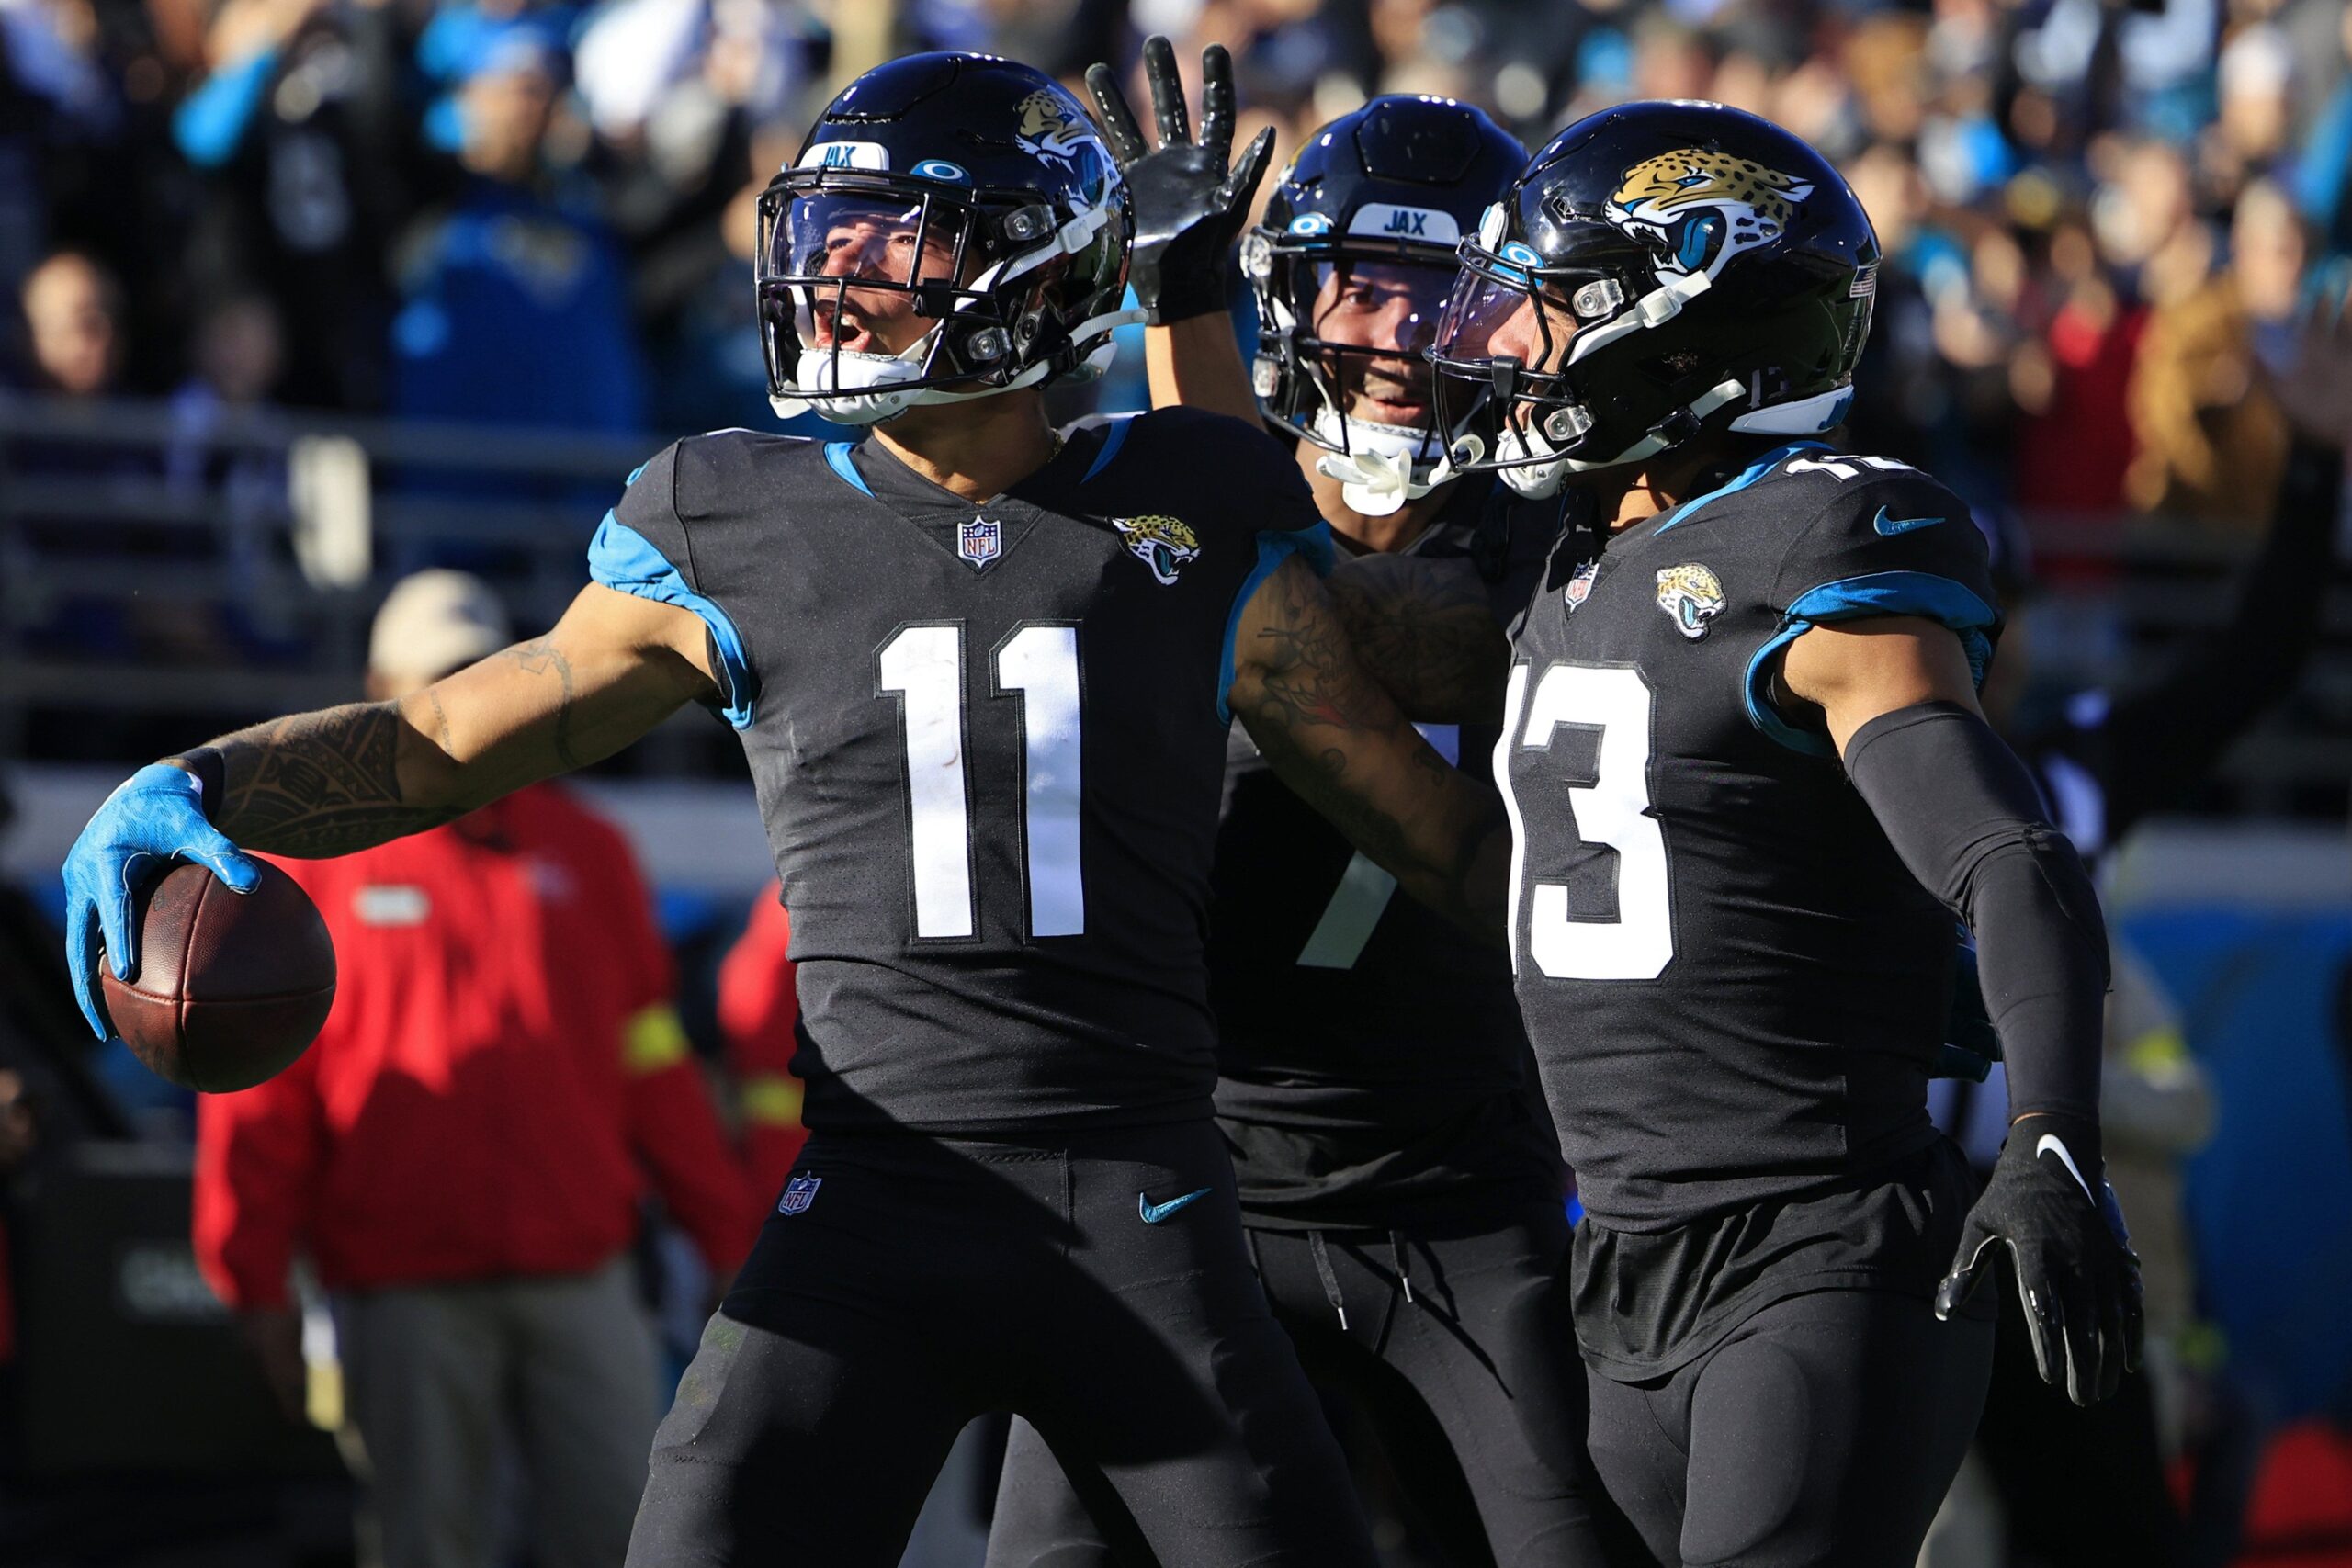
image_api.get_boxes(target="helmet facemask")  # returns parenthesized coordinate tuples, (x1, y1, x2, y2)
(757, 169, 1133, 426)
(1427, 207, 1757, 499)
(1251, 235, 1464, 516)
(1428, 248, 1608, 499)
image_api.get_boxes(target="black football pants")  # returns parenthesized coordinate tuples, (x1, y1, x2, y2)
(624, 1121, 1377, 1568)
(988, 1202, 1631, 1568)
(1583, 1287, 1994, 1568)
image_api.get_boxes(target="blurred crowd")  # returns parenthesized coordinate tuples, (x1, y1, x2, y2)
(5, 0, 2349, 540)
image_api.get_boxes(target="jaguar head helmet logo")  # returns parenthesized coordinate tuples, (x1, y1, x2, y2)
(1605, 150, 1813, 282)
(1112, 515, 1201, 586)
(1656, 562, 1725, 639)
(1015, 89, 1091, 155)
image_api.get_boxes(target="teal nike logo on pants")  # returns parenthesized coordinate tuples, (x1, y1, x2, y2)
(1138, 1189, 1212, 1224)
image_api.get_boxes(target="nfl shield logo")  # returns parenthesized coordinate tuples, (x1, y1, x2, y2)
(957, 514, 1001, 570)
(1565, 559, 1600, 612)
(778, 1174, 823, 1215)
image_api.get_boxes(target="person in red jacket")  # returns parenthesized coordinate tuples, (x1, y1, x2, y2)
(714, 886, 808, 1200)
(193, 570, 761, 1568)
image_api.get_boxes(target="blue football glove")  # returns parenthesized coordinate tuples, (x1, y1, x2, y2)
(64, 762, 262, 1040)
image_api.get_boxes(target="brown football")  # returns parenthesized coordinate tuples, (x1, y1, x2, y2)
(101, 861, 336, 1093)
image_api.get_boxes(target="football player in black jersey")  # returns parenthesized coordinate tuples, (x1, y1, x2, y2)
(59, 53, 1521, 1568)
(989, 57, 1628, 1568)
(1322, 100, 2145, 1565)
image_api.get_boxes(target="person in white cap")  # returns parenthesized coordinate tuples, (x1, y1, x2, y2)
(364, 570, 518, 697)
(192, 571, 762, 1568)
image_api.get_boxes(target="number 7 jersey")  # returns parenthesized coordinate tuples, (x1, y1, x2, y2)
(587, 410, 1330, 1136)
(1498, 442, 2000, 1231)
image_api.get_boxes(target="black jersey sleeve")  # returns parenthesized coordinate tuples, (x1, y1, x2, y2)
(1747, 462, 2001, 755)
(585, 437, 760, 728)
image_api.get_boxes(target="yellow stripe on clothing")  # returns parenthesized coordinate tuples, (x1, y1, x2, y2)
(624, 1005, 692, 1077)
(741, 1074, 805, 1127)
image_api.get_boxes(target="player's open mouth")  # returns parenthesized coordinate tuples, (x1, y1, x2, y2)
(812, 310, 876, 354)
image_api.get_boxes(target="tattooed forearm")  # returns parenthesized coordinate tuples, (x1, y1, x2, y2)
(1324, 555, 1509, 726)
(193, 703, 461, 857)
(1242, 558, 1420, 739)
(503, 638, 582, 770)
(1233, 558, 1510, 942)
(156, 585, 710, 860)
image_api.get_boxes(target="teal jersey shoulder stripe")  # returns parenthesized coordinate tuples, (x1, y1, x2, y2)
(587, 513, 758, 729)
(1743, 570, 1997, 756)
(823, 442, 874, 498)
(1653, 441, 1833, 533)
(1082, 415, 1140, 483)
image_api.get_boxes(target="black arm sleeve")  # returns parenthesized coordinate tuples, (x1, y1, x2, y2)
(2094, 437, 2345, 839)
(1846, 701, 2111, 1122)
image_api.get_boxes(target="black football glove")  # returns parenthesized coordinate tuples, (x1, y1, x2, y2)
(1936, 1112, 2144, 1406)
(1084, 36, 1277, 325)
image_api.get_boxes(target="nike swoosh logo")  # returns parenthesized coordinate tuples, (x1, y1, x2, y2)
(1872, 506, 1947, 536)
(2035, 1133, 2097, 1204)
(1138, 1188, 1213, 1224)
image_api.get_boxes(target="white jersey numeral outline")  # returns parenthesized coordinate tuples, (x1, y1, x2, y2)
(1783, 454, 1915, 483)
(1498, 662, 1674, 981)
(878, 622, 1085, 941)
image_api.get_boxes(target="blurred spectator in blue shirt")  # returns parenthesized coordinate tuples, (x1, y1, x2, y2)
(415, 0, 580, 154)
(389, 32, 647, 435)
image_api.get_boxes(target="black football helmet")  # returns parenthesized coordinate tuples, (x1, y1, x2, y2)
(1245, 96, 1525, 514)
(1427, 100, 1880, 496)
(756, 52, 1136, 425)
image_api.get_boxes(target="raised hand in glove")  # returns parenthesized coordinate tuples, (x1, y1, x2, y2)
(1936, 1112, 2144, 1406)
(1085, 36, 1277, 325)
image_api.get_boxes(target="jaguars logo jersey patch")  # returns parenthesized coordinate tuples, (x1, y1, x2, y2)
(1656, 562, 1725, 639)
(1605, 150, 1813, 282)
(1112, 515, 1201, 585)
